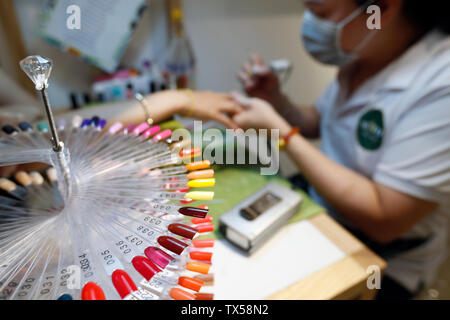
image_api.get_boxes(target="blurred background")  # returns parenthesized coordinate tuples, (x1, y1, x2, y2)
(0, 0, 336, 109)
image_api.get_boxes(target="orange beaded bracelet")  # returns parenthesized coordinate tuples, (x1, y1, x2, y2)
(279, 127, 300, 150)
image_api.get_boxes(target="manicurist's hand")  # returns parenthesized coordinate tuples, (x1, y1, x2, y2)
(231, 93, 292, 136)
(237, 54, 283, 107)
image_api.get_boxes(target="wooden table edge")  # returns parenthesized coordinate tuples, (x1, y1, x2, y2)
(267, 212, 386, 300)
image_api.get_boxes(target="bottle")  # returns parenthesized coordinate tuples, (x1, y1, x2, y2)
(126, 83, 134, 99)
(164, 7, 196, 90)
(143, 59, 166, 93)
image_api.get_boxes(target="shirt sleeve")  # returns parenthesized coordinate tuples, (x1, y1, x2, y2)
(373, 92, 450, 204)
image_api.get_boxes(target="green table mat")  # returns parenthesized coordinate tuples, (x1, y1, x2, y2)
(160, 123, 325, 239)
(193, 166, 325, 239)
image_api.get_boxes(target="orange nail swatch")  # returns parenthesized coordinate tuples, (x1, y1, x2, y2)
(186, 261, 211, 274)
(194, 224, 215, 233)
(191, 215, 213, 225)
(195, 293, 214, 300)
(186, 160, 210, 171)
(187, 169, 214, 180)
(170, 288, 196, 300)
(192, 239, 215, 248)
(178, 276, 204, 292)
(190, 251, 213, 262)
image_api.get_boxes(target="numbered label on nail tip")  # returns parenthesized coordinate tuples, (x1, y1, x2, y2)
(157, 268, 178, 284)
(124, 288, 159, 300)
(99, 249, 124, 275)
(140, 278, 165, 294)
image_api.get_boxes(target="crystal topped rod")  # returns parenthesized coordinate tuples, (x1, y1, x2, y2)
(19, 55, 63, 152)
(39, 86, 63, 152)
(19, 55, 72, 199)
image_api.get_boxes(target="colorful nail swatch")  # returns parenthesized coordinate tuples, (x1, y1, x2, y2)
(158, 236, 188, 255)
(144, 246, 174, 269)
(82, 282, 106, 300)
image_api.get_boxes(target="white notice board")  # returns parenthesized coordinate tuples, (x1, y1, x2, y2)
(39, 0, 147, 72)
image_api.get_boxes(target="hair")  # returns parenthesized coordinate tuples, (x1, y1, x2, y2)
(355, 0, 450, 34)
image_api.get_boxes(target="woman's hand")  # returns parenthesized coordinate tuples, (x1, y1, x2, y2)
(237, 54, 282, 106)
(107, 90, 241, 130)
(179, 91, 243, 129)
(231, 93, 292, 136)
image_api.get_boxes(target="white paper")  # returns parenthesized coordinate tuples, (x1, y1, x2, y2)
(212, 220, 346, 300)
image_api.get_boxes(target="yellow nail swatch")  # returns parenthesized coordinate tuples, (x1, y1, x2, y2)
(187, 178, 215, 188)
(185, 191, 214, 201)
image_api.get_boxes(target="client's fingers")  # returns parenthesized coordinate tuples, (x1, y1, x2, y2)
(229, 91, 252, 108)
(219, 100, 243, 115)
(212, 113, 239, 129)
(232, 111, 252, 129)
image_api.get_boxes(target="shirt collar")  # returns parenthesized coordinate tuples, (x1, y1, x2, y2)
(379, 29, 449, 91)
(335, 29, 450, 110)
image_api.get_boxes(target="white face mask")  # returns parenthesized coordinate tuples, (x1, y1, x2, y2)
(301, 2, 376, 67)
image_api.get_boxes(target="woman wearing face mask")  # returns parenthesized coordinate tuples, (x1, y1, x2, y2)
(235, 0, 450, 299)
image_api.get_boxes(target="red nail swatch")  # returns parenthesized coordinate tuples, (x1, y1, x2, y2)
(111, 269, 137, 299)
(132, 256, 161, 281)
(81, 282, 106, 300)
(178, 206, 208, 218)
(168, 223, 198, 239)
(158, 236, 188, 255)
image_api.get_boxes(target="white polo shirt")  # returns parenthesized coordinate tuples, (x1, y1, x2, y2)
(310, 29, 450, 293)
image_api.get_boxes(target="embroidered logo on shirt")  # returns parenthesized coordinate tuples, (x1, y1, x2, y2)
(357, 109, 384, 150)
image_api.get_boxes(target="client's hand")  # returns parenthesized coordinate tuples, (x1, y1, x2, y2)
(231, 93, 291, 136)
(178, 91, 242, 129)
(110, 90, 242, 129)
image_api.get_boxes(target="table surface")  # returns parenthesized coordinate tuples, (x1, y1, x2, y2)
(267, 213, 386, 300)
